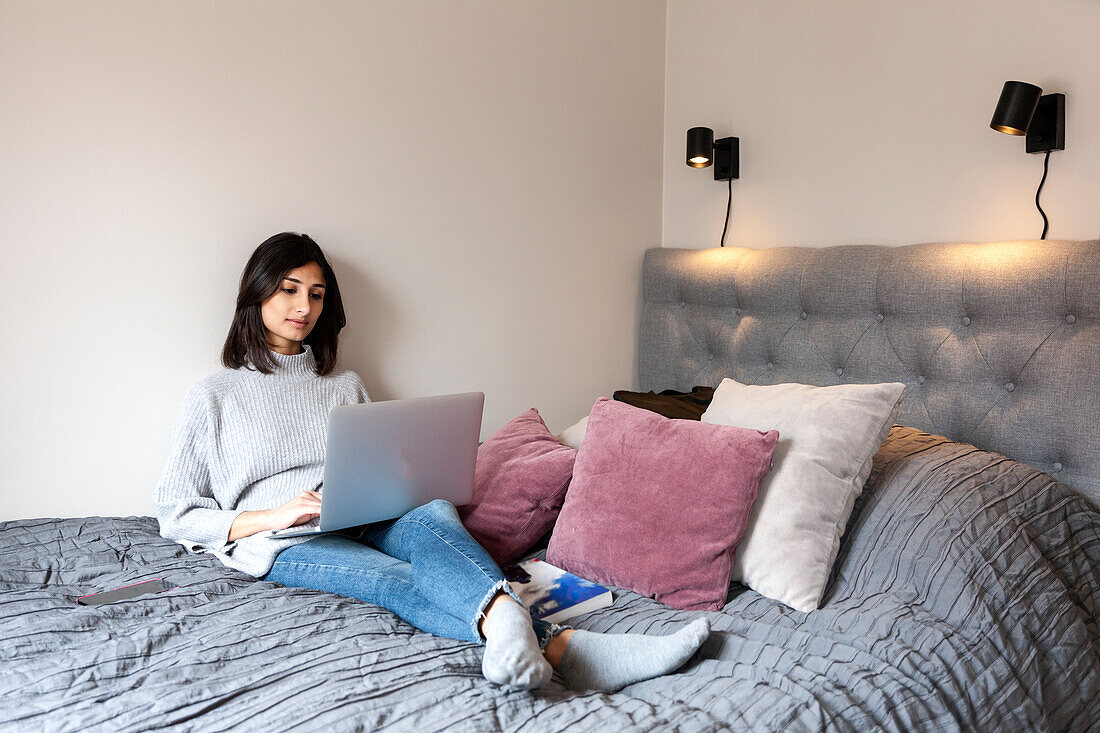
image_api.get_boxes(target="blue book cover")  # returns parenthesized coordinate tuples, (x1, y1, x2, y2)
(504, 559, 613, 623)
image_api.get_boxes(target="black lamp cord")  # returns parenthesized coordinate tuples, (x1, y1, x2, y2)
(1036, 149, 1051, 240)
(720, 176, 732, 247)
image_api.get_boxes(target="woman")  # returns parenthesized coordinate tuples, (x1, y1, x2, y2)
(156, 232, 709, 692)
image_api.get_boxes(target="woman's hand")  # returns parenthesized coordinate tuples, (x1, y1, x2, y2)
(266, 490, 323, 530)
(227, 490, 322, 542)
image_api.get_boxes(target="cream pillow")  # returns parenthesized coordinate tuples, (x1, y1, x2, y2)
(555, 415, 590, 450)
(702, 378, 905, 612)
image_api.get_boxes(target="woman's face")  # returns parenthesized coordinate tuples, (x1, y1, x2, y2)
(260, 262, 326, 355)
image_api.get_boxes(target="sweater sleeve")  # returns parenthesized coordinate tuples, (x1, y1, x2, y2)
(155, 382, 241, 552)
(349, 372, 371, 404)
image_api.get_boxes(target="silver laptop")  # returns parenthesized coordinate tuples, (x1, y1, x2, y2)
(269, 392, 484, 538)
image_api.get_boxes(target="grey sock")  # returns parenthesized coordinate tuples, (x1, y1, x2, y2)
(481, 598, 552, 690)
(557, 618, 711, 693)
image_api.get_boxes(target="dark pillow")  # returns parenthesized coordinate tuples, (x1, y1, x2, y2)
(611, 386, 715, 420)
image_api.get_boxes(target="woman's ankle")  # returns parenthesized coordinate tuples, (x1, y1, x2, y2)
(543, 628, 574, 668)
(478, 590, 517, 639)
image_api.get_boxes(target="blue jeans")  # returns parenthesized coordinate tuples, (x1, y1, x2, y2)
(264, 499, 557, 646)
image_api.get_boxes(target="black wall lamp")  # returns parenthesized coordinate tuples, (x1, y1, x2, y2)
(990, 81, 1065, 153)
(686, 127, 739, 246)
(990, 81, 1066, 239)
(686, 127, 739, 181)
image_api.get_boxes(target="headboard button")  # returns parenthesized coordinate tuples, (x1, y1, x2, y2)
(735, 308, 742, 316)
(800, 311, 808, 320)
(962, 316, 971, 326)
(877, 313, 884, 322)
(1066, 314, 1077, 324)
(918, 375, 926, 385)
(835, 368, 844, 376)
(1053, 462, 1063, 473)
(766, 362, 774, 370)
(1005, 382, 1016, 392)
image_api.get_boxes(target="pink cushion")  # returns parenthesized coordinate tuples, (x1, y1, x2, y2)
(546, 398, 778, 611)
(459, 408, 577, 565)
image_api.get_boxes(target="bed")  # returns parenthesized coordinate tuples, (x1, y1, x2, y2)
(3, 239, 1099, 732)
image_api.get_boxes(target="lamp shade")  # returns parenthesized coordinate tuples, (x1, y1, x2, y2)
(990, 81, 1042, 135)
(686, 127, 714, 167)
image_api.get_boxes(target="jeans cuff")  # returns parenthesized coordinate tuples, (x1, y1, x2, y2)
(473, 579, 524, 642)
(534, 620, 569, 650)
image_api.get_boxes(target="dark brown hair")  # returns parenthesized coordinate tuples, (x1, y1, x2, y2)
(221, 232, 346, 376)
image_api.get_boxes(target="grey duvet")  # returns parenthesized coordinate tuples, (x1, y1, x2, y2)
(2, 427, 1098, 732)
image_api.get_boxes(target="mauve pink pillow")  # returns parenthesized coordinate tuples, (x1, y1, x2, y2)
(546, 397, 778, 611)
(459, 408, 577, 565)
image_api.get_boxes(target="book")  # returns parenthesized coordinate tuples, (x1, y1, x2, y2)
(503, 559, 613, 623)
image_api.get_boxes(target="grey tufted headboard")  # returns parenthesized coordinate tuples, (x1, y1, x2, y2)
(639, 240, 1100, 505)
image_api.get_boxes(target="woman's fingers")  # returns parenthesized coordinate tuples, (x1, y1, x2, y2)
(271, 491, 321, 529)
(290, 511, 319, 527)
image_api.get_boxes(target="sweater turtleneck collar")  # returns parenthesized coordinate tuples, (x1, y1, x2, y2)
(259, 344, 318, 380)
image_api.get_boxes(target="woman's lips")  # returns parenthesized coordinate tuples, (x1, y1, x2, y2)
(288, 319, 308, 327)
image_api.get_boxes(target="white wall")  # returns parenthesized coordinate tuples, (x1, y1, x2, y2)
(0, 1, 666, 520)
(663, 0, 1099, 249)
(8, 0, 1096, 522)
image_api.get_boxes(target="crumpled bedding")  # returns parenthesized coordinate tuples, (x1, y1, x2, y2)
(2, 426, 1098, 732)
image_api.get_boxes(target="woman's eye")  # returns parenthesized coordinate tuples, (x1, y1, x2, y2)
(310, 293, 323, 300)
(283, 288, 295, 295)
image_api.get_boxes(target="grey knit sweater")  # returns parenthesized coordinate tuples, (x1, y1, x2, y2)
(155, 345, 369, 577)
